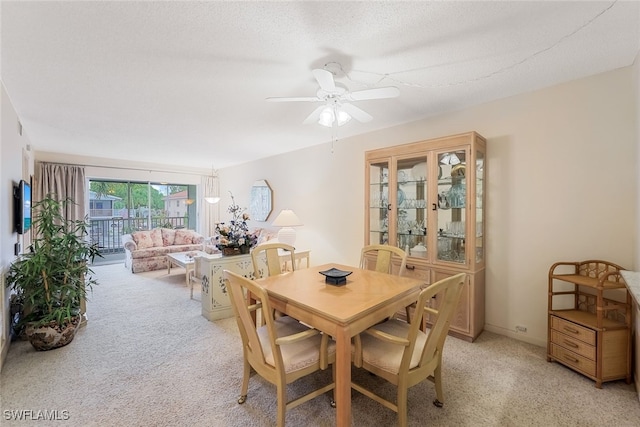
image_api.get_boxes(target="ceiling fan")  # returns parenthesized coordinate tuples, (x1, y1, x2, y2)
(266, 68, 400, 127)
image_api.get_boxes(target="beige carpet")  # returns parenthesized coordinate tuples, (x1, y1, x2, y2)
(1, 263, 639, 426)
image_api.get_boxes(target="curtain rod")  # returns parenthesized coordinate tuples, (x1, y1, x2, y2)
(39, 160, 205, 176)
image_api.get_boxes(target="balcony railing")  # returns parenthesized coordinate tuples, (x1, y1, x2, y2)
(89, 217, 188, 254)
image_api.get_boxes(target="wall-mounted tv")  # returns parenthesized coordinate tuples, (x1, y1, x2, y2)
(14, 179, 32, 234)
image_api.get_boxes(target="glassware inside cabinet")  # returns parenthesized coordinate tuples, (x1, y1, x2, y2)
(475, 150, 484, 263)
(369, 161, 389, 245)
(436, 149, 467, 264)
(396, 157, 428, 256)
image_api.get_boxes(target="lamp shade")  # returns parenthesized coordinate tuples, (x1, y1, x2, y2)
(272, 209, 303, 227)
(272, 209, 303, 246)
(204, 196, 220, 204)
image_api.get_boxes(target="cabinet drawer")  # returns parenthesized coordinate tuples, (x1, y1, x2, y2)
(550, 316, 595, 345)
(550, 330, 596, 360)
(550, 343, 596, 377)
(402, 265, 430, 284)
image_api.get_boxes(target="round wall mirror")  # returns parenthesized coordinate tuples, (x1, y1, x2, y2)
(249, 179, 273, 221)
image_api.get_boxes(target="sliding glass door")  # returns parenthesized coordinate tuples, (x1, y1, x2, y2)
(89, 180, 196, 263)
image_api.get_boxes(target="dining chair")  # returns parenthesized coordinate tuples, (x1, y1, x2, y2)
(360, 244, 413, 321)
(251, 241, 297, 322)
(251, 241, 296, 278)
(359, 244, 408, 276)
(224, 270, 336, 427)
(351, 272, 466, 427)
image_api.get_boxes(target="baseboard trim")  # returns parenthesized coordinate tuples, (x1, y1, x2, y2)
(483, 324, 546, 347)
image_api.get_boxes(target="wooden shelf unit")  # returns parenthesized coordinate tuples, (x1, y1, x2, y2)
(547, 260, 632, 388)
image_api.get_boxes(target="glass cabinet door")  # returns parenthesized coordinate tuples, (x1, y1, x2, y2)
(396, 156, 428, 258)
(435, 148, 468, 264)
(368, 161, 390, 245)
(475, 149, 484, 264)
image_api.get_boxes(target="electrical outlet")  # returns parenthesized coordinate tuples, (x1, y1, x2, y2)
(515, 325, 527, 333)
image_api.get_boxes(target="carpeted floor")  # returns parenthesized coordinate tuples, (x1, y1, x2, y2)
(1, 263, 639, 426)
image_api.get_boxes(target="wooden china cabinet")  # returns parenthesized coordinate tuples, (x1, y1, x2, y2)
(365, 131, 486, 342)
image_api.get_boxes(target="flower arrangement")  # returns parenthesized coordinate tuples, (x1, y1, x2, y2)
(215, 192, 258, 254)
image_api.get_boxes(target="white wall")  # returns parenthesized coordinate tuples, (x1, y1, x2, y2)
(632, 50, 640, 401)
(635, 53, 640, 271)
(220, 67, 636, 347)
(0, 83, 33, 369)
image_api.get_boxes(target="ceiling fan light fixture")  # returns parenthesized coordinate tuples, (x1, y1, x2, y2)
(317, 106, 351, 127)
(336, 109, 351, 126)
(318, 107, 335, 127)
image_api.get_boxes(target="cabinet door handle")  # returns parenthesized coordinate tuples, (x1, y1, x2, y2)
(563, 340, 579, 349)
(432, 203, 437, 211)
(405, 265, 415, 270)
(387, 204, 392, 211)
(563, 326, 579, 334)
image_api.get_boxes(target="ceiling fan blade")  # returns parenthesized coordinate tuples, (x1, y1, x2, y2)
(266, 96, 321, 102)
(302, 105, 327, 124)
(341, 103, 373, 123)
(312, 69, 336, 92)
(347, 86, 400, 101)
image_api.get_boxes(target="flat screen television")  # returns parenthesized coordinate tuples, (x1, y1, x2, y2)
(14, 179, 32, 234)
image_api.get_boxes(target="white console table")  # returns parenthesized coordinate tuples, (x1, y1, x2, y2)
(278, 248, 310, 271)
(196, 249, 311, 322)
(196, 253, 254, 321)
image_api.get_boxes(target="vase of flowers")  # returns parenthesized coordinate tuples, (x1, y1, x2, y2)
(215, 192, 258, 256)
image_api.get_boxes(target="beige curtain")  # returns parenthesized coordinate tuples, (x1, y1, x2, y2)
(202, 174, 220, 237)
(36, 163, 86, 222)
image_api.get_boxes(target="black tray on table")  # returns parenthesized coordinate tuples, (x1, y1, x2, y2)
(319, 268, 352, 286)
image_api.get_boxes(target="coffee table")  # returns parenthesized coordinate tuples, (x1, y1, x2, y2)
(166, 250, 208, 298)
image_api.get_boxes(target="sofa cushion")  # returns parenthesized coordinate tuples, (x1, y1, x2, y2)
(131, 246, 172, 259)
(130, 244, 203, 259)
(150, 228, 164, 248)
(174, 229, 194, 245)
(132, 230, 154, 249)
(161, 228, 176, 246)
(166, 244, 203, 254)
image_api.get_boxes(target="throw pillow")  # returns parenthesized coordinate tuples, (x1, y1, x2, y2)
(161, 228, 176, 246)
(132, 231, 153, 249)
(174, 229, 194, 245)
(150, 228, 163, 248)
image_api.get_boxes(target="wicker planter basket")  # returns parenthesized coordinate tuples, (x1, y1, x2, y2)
(221, 246, 250, 256)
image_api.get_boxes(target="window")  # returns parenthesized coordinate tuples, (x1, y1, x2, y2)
(88, 180, 197, 257)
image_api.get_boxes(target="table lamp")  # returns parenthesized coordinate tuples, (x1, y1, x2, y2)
(271, 209, 303, 246)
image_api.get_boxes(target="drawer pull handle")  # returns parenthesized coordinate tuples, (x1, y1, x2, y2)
(405, 265, 415, 271)
(563, 326, 579, 334)
(563, 355, 579, 363)
(563, 340, 579, 348)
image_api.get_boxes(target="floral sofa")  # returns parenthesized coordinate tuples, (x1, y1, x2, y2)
(122, 228, 206, 273)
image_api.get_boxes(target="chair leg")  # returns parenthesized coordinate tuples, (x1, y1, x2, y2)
(330, 363, 337, 408)
(276, 384, 286, 427)
(432, 365, 444, 407)
(238, 359, 250, 404)
(397, 385, 409, 427)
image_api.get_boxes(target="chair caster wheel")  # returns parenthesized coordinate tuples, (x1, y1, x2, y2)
(238, 395, 247, 404)
(433, 399, 443, 408)
(330, 400, 336, 408)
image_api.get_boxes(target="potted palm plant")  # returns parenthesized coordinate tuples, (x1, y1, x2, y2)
(6, 195, 101, 351)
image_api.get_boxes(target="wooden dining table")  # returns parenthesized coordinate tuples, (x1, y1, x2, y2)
(256, 263, 424, 427)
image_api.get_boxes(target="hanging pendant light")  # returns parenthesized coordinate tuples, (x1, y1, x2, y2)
(204, 165, 220, 204)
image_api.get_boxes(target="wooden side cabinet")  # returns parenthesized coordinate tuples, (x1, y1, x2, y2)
(547, 260, 632, 388)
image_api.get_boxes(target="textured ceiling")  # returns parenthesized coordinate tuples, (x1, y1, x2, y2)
(1, 1, 639, 170)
